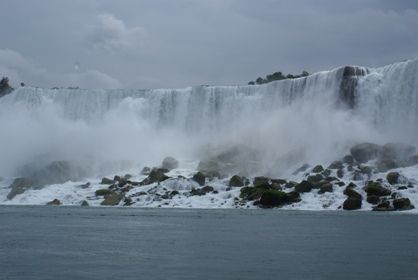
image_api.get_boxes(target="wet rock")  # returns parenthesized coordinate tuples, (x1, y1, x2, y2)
(285, 191, 302, 203)
(335, 181, 345, 187)
(397, 186, 408, 190)
(328, 161, 343, 170)
(318, 183, 333, 194)
(141, 167, 151, 175)
(284, 181, 297, 189)
(294, 180, 314, 193)
(376, 159, 398, 172)
(386, 172, 399, 185)
(364, 181, 391, 197)
(80, 200, 89, 206)
(6, 177, 35, 200)
(141, 168, 170, 185)
(192, 172, 206, 186)
(343, 197, 362, 210)
(350, 143, 381, 163)
(190, 186, 214, 196)
(95, 189, 112, 196)
(393, 198, 414, 211)
(322, 169, 331, 177)
(258, 190, 288, 208)
(344, 186, 362, 200)
(253, 176, 270, 188)
(372, 200, 394, 211)
(307, 174, 324, 186)
(352, 171, 364, 181)
(229, 175, 244, 187)
(101, 177, 114, 185)
(343, 155, 354, 164)
(162, 157, 179, 170)
(336, 169, 344, 179)
(46, 199, 62, 206)
(358, 165, 373, 177)
(240, 186, 268, 201)
(101, 193, 124, 206)
(78, 182, 91, 189)
(366, 195, 380, 205)
(123, 197, 134, 206)
(312, 165, 324, 173)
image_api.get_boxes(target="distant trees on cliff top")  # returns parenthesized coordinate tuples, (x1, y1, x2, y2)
(248, 70, 309, 85)
(0, 77, 14, 97)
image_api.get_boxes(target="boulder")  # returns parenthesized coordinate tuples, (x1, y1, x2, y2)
(141, 166, 151, 175)
(253, 176, 270, 188)
(307, 174, 324, 186)
(101, 177, 114, 185)
(80, 200, 89, 206)
(229, 175, 244, 187)
(343, 197, 362, 210)
(328, 161, 343, 170)
(192, 172, 206, 186)
(393, 198, 414, 211)
(101, 193, 124, 206)
(258, 190, 288, 208)
(372, 200, 394, 211)
(386, 172, 400, 185)
(162, 157, 179, 170)
(350, 143, 381, 163)
(312, 165, 324, 173)
(364, 181, 391, 197)
(336, 169, 344, 179)
(292, 163, 310, 175)
(240, 187, 267, 201)
(294, 180, 314, 193)
(141, 168, 170, 185)
(318, 183, 333, 194)
(343, 186, 362, 200)
(95, 188, 112, 196)
(285, 191, 302, 203)
(343, 155, 354, 164)
(190, 186, 214, 196)
(366, 195, 380, 205)
(6, 177, 35, 199)
(46, 199, 62, 205)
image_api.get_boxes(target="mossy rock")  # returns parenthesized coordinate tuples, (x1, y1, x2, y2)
(253, 176, 270, 188)
(258, 190, 288, 208)
(229, 175, 244, 187)
(240, 186, 267, 201)
(101, 192, 124, 206)
(318, 183, 333, 194)
(6, 177, 35, 200)
(364, 181, 391, 197)
(95, 189, 112, 196)
(344, 186, 362, 200)
(100, 177, 114, 185)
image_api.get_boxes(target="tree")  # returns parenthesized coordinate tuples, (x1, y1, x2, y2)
(0, 76, 14, 97)
(255, 77, 265, 85)
(248, 81, 255, 85)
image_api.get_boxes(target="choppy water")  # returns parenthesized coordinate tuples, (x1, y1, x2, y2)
(1, 206, 417, 280)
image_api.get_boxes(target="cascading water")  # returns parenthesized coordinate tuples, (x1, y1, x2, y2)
(0, 58, 417, 179)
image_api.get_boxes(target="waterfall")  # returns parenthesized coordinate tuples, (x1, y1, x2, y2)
(0, 58, 417, 177)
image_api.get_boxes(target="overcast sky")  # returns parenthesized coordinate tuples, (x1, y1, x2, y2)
(1, 0, 418, 89)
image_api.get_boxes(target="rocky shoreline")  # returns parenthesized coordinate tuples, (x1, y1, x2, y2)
(2, 142, 418, 211)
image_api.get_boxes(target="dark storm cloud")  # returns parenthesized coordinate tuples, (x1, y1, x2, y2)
(0, 0, 417, 89)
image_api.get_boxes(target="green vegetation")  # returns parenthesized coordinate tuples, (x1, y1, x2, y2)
(248, 70, 309, 85)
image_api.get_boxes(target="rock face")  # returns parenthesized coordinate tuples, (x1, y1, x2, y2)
(6, 178, 35, 200)
(343, 197, 362, 210)
(350, 143, 381, 163)
(162, 157, 179, 170)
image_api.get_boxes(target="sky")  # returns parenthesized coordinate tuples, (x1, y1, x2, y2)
(1, 0, 418, 89)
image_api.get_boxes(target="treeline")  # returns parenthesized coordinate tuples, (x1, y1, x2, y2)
(248, 70, 309, 85)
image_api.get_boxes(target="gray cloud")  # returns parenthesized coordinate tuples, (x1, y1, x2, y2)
(0, 0, 418, 89)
